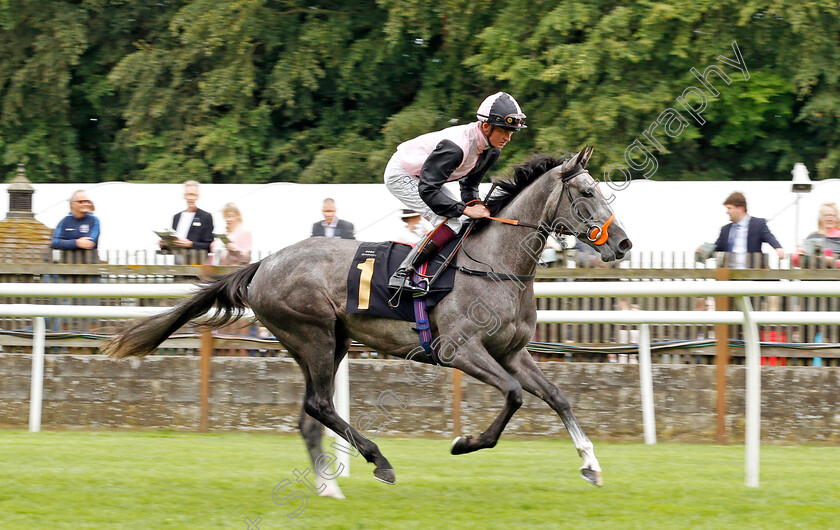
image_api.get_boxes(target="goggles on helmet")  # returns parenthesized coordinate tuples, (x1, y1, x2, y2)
(483, 112, 527, 129)
(502, 114, 526, 127)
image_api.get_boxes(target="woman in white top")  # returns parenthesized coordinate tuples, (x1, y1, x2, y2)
(212, 203, 253, 266)
(393, 209, 430, 245)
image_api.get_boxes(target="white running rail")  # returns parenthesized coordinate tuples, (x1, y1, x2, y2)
(4, 281, 840, 487)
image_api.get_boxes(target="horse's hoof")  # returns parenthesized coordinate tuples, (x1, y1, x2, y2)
(373, 468, 396, 485)
(318, 479, 345, 499)
(580, 467, 603, 487)
(450, 435, 472, 455)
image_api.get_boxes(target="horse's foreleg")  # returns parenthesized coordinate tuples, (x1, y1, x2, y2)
(502, 350, 603, 486)
(449, 344, 523, 455)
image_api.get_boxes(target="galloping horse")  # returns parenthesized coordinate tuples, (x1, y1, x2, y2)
(103, 147, 631, 498)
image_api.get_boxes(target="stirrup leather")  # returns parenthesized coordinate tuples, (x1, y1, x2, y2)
(388, 239, 440, 292)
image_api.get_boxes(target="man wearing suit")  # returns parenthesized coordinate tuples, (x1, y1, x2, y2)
(311, 198, 355, 239)
(159, 180, 214, 252)
(712, 192, 784, 267)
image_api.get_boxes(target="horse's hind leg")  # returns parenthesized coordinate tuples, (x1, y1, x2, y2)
(299, 398, 345, 498)
(305, 369, 396, 484)
(283, 326, 396, 485)
(501, 349, 603, 486)
(299, 408, 344, 498)
(298, 332, 352, 498)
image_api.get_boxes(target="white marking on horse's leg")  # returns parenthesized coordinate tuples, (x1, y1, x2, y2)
(567, 421, 601, 473)
(317, 477, 345, 499)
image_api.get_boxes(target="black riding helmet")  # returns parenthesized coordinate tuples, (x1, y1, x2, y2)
(476, 92, 527, 131)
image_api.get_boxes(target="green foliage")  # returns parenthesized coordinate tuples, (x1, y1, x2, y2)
(1, 0, 840, 183)
(0, 1, 87, 181)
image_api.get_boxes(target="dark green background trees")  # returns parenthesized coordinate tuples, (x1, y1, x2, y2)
(1, 0, 838, 184)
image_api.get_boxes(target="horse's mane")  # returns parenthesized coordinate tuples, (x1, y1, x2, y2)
(484, 154, 567, 217)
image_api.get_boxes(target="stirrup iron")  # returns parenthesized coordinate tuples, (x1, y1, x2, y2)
(388, 240, 439, 293)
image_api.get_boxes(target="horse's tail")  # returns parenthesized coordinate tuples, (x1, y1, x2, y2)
(102, 260, 262, 359)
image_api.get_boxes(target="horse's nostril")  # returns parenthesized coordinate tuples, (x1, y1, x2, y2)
(619, 239, 632, 252)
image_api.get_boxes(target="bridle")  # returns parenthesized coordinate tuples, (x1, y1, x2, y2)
(484, 167, 615, 246)
(457, 160, 616, 282)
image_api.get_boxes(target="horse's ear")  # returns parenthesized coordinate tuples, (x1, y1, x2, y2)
(558, 156, 577, 174)
(581, 145, 594, 168)
(573, 147, 587, 168)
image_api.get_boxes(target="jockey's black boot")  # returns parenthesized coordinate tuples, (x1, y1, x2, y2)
(388, 239, 441, 293)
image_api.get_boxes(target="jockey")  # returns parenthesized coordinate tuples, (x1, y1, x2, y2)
(385, 92, 527, 292)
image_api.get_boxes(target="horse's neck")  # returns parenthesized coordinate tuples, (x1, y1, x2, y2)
(464, 177, 552, 276)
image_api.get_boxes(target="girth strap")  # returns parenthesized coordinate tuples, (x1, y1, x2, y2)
(412, 262, 441, 365)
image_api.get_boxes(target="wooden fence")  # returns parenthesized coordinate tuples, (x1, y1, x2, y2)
(0, 248, 838, 366)
(0, 248, 253, 356)
(534, 249, 840, 366)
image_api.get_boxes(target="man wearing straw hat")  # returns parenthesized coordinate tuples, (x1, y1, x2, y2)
(394, 209, 429, 245)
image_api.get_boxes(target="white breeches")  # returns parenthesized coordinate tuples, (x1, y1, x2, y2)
(384, 153, 465, 233)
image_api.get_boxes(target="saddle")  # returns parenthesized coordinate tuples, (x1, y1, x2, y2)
(346, 238, 460, 321)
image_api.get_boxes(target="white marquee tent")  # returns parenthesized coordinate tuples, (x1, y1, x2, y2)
(8, 177, 838, 262)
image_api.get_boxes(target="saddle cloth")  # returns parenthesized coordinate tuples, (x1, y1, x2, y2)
(346, 240, 459, 321)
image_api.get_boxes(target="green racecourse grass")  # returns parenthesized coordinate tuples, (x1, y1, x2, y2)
(1, 431, 838, 529)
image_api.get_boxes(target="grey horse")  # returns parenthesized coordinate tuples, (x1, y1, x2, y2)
(103, 147, 631, 497)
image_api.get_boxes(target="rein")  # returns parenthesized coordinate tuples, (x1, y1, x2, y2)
(467, 182, 543, 231)
(456, 266, 535, 282)
(485, 215, 541, 230)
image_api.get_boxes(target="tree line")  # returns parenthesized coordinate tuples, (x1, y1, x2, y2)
(1, 0, 838, 184)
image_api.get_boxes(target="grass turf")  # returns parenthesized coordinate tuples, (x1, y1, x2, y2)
(0, 431, 838, 529)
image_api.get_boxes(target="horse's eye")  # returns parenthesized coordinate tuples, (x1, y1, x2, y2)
(581, 188, 594, 197)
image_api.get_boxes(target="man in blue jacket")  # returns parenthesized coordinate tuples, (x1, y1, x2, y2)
(51, 190, 99, 250)
(713, 191, 785, 267)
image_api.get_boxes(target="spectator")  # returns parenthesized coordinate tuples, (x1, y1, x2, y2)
(393, 209, 429, 245)
(311, 198, 355, 239)
(539, 235, 562, 266)
(209, 203, 253, 354)
(562, 235, 601, 268)
(709, 191, 784, 268)
(51, 190, 99, 250)
(800, 201, 840, 260)
(48, 190, 100, 339)
(212, 202, 253, 265)
(255, 326, 276, 357)
(160, 180, 214, 252)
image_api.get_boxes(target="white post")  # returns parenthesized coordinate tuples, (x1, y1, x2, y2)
(736, 297, 761, 488)
(638, 324, 656, 444)
(29, 317, 46, 433)
(332, 356, 350, 477)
